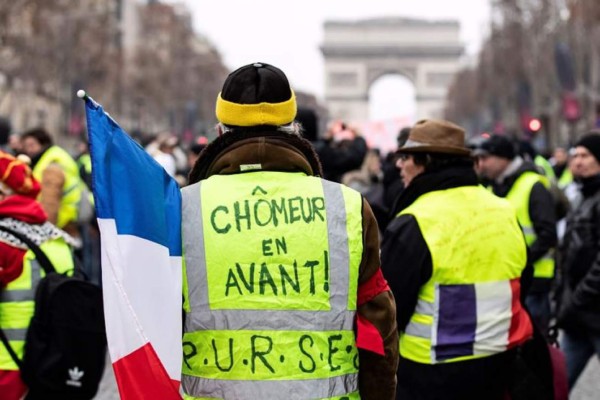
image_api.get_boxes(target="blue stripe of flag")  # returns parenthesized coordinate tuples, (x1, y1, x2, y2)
(435, 284, 476, 361)
(84, 99, 182, 256)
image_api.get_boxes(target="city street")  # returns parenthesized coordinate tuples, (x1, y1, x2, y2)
(96, 356, 600, 399)
(4, 1, 600, 400)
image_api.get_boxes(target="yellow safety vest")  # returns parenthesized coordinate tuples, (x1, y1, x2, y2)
(534, 155, 556, 182)
(557, 168, 573, 190)
(32, 146, 84, 228)
(398, 186, 532, 364)
(181, 171, 363, 400)
(77, 153, 92, 176)
(0, 238, 75, 370)
(506, 172, 555, 279)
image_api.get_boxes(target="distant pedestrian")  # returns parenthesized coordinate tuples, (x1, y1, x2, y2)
(0, 117, 11, 154)
(557, 132, 600, 390)
(21, 128, 88, 239)
(474, 134, 557, 335)
(314, 121, 368, 183)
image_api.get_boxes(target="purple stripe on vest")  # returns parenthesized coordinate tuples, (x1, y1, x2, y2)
(435, 284, 476, 361)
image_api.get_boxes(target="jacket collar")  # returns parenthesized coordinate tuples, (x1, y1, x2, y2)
(189, 129, 323, 183)
(496, 156, 524, 184)
(393, 165, 478, 214)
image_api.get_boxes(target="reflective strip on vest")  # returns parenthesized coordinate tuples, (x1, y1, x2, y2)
(405, 298, 434, 339)
(0, 259, 42, 302)
(398, 186, 533, 364)
(3, 328, 27, 341)
(181, 173, 361, 399)
(405, 321, 431, 340)
(0, 239, 75, 370)
(506, 172, 555, 279)
(181, 373, 359, 400)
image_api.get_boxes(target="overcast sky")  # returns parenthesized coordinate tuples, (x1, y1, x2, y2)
(184, 0, 489, 94)
(179, 1, 491, 121)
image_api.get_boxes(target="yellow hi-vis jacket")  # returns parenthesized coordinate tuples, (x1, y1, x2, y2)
(506, 172, 555, 279)
(181, 171, 363, 399)
(398, 186, 533, 364)
(557, 168, 573, 190)
(0, 238, 75, 370)
(32, 146, 84, 229)
(534, 155, 556, 182)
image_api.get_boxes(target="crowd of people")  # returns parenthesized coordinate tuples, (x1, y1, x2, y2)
(0, 61, 599, 399)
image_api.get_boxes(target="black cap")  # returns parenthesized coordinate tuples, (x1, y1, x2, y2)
(216, 62, 297, 127)
(221, 62, 292, 104)
(576, 132, 600, 163)
(472, 135, 516, 160)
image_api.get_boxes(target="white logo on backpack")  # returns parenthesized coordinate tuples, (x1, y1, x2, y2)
(66, 366, 85, 387)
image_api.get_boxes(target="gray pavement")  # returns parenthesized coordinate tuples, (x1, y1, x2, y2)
(571, 357, 599, 400)
(95, 355, 599, 399)
(96, 358, 118, 400)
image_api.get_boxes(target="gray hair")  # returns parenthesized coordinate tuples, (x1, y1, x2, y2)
(216, 121, 302, 136)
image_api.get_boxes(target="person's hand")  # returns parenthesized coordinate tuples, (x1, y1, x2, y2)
(325, 120, 347, 141)
(556, 299, 579, 331)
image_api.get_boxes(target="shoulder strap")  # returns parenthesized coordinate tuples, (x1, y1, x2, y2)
(0, 225, 56, 274)
(0, 326, 24, 369)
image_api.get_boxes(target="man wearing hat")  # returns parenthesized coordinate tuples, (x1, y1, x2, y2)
(473, 134, 557, 336)
(557, 131, 600, 390)
(181, 63, 398, 399)
(0, 151, 77, 399)
(381, 120, 533, 399)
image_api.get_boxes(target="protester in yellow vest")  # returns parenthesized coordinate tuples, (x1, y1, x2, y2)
(181, 62, 398, 399)
(535, 154, 557, 182)
(381, 121, 534, 400)
(551, 147, 574, 190)
(0, 151, 76, 399)
(474, 136, 558, 330)
(473, 135, 557, 337)
(20, 128, 85, 239)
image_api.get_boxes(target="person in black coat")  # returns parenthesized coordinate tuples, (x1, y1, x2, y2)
(313, 121, 367, 183)
(473, 135, 557, 335)
(557, 132, 600, 390)
(382, 120, 536, 400)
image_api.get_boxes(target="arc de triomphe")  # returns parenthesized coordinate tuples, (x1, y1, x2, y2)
(321, 18, 464, 122)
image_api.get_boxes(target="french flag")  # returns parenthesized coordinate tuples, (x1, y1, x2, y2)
(84, 96, 183, 399)
(433, 278, 532, 362)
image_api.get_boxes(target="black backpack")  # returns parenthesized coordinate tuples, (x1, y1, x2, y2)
(0, 225, 107, 399)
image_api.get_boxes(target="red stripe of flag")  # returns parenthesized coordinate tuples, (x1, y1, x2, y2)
(113, 343, 181, 399)
(507, 278, 533, 348)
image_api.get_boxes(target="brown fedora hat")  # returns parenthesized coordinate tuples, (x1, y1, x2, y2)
(397, 119, 470, 156)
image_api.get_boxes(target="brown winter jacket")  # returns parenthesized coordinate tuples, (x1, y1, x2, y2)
(189, 129, 398, 399)
(38, 164, 80, 239)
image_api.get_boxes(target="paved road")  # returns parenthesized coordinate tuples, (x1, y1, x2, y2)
(96, 358, 118, 400)
(571, 357, 599, 400)
(96, 356, 599, 399)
